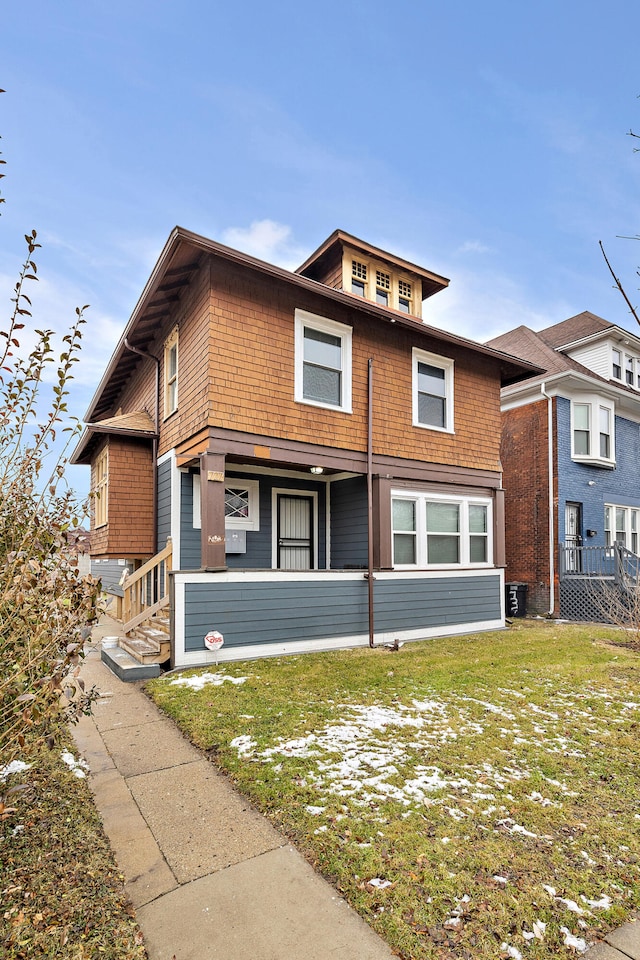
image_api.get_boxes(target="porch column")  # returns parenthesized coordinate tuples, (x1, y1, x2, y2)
(199, 452, 227, 570)
(373, 476, 393, 570)
(494, 488, 506, 568)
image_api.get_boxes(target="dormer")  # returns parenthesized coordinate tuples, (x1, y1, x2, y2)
(539, 311, 640, 393)
(296, 229, 449, 320)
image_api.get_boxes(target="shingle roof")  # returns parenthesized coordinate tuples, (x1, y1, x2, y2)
(537, 311, 614, 349)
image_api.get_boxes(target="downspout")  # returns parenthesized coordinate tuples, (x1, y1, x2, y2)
(540, 382, 555, 615)
(367, 358, 375, 647)
(124, 339, 160, 552)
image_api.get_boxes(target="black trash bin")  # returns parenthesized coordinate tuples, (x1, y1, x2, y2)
(505, 582, 527, 618)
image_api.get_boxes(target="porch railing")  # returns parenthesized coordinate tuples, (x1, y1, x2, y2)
(122, 538, 172, 633)
(559, 542, 640, 588)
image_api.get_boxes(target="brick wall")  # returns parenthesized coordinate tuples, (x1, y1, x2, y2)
(501, 399, 554, 614)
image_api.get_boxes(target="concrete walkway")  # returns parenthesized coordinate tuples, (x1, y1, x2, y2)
(72, 618, 395, 960)
(73, 617, 640, 960)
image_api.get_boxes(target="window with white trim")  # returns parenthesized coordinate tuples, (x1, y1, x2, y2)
(605, 503, 640, 553)
(412, 348, 454, 433)
(610, 345, 640, 390)
(570, 397, 615, 467)
(93, 447, 108, 528)
(164, 326, 178, 418)
(391, 491, 492, 568)
(294, 309, 352, 412)
(193, 475, 260, 531)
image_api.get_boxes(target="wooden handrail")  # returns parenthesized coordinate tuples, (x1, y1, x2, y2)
(122, 538, 172, 626)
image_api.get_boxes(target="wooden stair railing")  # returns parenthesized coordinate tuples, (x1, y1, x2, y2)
(122, 538, 172, 634)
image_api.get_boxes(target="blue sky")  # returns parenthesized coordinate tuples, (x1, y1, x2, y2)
(2, 1, 640, 500)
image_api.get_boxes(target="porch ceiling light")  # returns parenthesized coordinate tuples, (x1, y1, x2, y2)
(310, 466, 324, 474)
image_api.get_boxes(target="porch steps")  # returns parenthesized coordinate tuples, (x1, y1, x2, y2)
(118, 615, 171, 667)
(101, 644, 161, 681)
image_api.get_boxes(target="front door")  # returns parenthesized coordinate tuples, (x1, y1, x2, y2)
(565, 502, 582, 572)
(277, 494, 314, 570)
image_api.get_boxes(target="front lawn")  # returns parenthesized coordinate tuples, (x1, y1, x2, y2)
(146, 621, 640, 960)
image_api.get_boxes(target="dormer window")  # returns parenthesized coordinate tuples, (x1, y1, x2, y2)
(612, 348, 622, 380)
(351, 260, 367, 297)
(398, 279, 412, 314)
(376, 270, 390, 306)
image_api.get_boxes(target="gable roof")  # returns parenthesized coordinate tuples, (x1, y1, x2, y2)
(81, 226, 542, 426)
(537, 311, 615, 350)
(487, 325, 593, 379)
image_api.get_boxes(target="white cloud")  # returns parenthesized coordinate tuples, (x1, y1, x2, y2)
(423, 266, 571, 343)
(221, 219, 307, 271)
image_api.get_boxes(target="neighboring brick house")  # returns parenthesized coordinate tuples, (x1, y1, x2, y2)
(488, 312, 640, 618)
(72, 227, 537, 668)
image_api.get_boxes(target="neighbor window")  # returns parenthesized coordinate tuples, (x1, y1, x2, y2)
(391, 492, 492, 567)
(605, 504, 640, 554)
(571, 397, 615, 467)
(164, 327, 179, 417)
(412, 348, 454, 432)
(94, 447, 108, 528)
(294, 309, 352, 412)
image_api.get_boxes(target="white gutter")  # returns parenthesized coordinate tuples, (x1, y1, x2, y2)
(540, 382, 555, 615)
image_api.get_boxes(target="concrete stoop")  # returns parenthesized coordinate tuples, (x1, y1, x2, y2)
(101, 644, 161, 681)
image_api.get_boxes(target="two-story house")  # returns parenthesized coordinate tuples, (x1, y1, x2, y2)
(72, 227, 537, 672)
(488, 311, 640, 620)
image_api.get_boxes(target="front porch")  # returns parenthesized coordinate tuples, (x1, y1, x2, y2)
(558, 543, 640, 623)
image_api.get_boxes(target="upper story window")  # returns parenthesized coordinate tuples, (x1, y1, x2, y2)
(294, 309, 352, 413)
(351, 260, 367, 297)
(610, 345, 640, 390)
(375, 270, 391, 306)
(412, 348, 454, 433)
(343, 251, 421, 317)
(392, 491, 492, 568)
(94, 447, 108, 528)
(398, 279, 412, 314)
(164, 326, 179, 418)
(571, 397, 615, 468)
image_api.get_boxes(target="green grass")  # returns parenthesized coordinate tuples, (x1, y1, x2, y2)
(146, 621, 640, 959)
(1, 733, 147, 960)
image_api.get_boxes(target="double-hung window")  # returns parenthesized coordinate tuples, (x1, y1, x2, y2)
(605, 503, 640, 554)
(571, 397, 615, 467)
(164, 327, 179, 418)
(94, 447, 108, 528)
(412, 348, 454, 433)
(294, 309, 352, 412)
(391, 492, 491, 567)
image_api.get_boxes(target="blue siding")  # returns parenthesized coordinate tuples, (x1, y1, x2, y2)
(330, 476, 368, 568)
(556, 398, 640, 544)
(183, 573, 501, 652)
(91, 558, 132, 596)
(180, 473, 201, 569)
(156, 459, 172, 551)
(178, 471, 329, 571)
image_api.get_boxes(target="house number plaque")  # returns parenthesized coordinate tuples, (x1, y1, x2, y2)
(208, 535, 224, 544)
(207, 470, 224, 482)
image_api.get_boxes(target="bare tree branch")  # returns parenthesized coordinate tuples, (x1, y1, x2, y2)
(599, 240, 640, 327)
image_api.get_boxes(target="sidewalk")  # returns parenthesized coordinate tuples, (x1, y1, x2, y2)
(72, 618, 640, 960)
(72, 617, 396, 960)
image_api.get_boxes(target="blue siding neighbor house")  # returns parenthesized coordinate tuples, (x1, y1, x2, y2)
(489, 312, 640, 619)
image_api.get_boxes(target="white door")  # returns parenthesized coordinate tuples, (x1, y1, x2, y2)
(277, 494, 314, 570)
